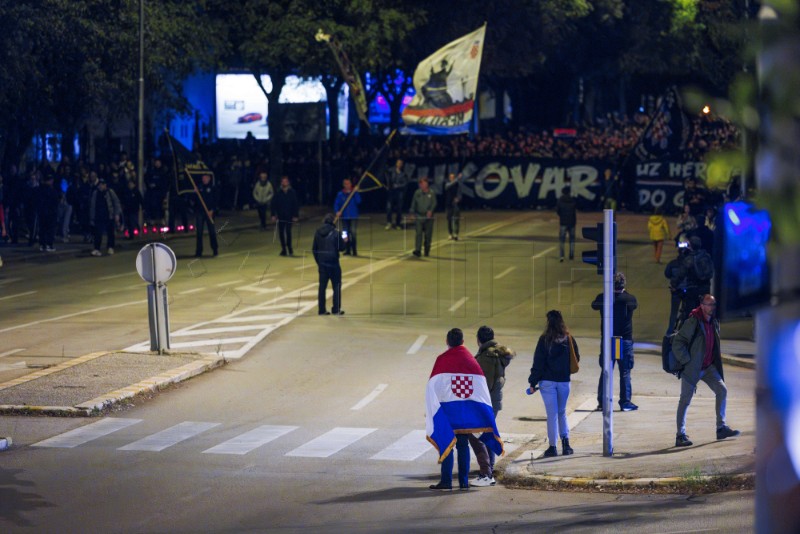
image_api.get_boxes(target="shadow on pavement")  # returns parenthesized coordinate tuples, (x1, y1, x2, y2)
(0, 467, 55, 527)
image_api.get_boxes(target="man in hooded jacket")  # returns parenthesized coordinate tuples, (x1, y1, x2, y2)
(313, 213, 347, 315)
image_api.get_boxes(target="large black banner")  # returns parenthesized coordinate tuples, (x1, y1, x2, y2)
(402, 157, 612, 210)
(633, 160, 707, 213)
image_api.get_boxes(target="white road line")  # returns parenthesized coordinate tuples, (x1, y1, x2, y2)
(448, 297, 468, 312)
(532, 246, 556, 259)
(294, 263, 315, 270)
(216, 280, 244, 287)
(406, 335, 428, 355)
(167, 337, 255, 349)
(118, 422, 220, 452)
(0, 361, 26, 371)
(350, 384, 388, 411)
(0, 277, 24, 285)
(0, 299, 146, 334)
(33, 418, 142, 448)
(98, 273, 136, 281)
(0, 290, 37, 302)
(285, 427, 377, 458)
(98, 284, 140, 295)
(171, 325, 268, 337)
(178, 288, 206, 295)
(212, 314, 292, 324)
(494, 266, 516, 280)
(0, 348, 25, 358)
(202, 425, 298, 455)
(371, 430, 433, 461)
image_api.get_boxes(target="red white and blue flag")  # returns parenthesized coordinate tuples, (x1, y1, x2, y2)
(425, 345, 504, 463)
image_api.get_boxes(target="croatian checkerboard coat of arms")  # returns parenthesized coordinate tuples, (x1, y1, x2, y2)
(451, 375, 474, 399)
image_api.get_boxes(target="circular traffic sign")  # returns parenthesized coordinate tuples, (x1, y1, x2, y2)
(136, 243, 177, 284)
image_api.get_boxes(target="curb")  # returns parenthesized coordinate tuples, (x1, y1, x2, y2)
(502, 471, 754, 489)
(0, 354, 226, 417)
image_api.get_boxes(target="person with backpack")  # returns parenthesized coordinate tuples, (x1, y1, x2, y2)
(672, 294, 740, 447)
(467, 326, 515, 486)
(672, 236, 714, 324)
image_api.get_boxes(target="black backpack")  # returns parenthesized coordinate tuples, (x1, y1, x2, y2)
(662, 320, 699, 377)
(693, 250, 714, 282)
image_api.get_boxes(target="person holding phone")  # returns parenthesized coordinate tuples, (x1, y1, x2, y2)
(313, 213, 348, 315)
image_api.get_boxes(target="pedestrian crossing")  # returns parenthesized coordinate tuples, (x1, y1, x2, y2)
(32, 418, 531, 462)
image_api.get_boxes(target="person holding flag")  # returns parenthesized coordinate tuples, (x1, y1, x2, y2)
(194, 174, 219, 257)
(426, 328, 504, 491)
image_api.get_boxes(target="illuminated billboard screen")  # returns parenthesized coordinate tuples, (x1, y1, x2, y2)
(215, 74, 348, 139)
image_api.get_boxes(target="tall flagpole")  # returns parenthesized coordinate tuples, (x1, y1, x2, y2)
(137, 0, 145, 227)
(334, 129, 396, 224)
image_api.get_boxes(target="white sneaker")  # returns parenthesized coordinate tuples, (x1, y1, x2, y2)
(91, 249, 102, 257)
(384, 223, 392, 230)
(107, 248, 114, 255)
(448, 234, 453, 240)
(472, 475, 496, 487)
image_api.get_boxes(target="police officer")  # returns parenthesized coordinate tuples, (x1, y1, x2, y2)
(313, 213, 347, 315)
(194, 174, 219, 257)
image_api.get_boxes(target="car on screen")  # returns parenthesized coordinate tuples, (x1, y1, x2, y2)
(237, 113, 263, 123)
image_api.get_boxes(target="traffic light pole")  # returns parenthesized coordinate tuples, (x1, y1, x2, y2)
(601, 209, 614, 457)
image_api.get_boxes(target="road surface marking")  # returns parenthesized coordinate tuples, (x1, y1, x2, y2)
(178, 288, 206, 295)
(0, 348, 25, 358)
(172, 325, 267, 337)
(203, 425, 299, 455)
(371, 430, 433, 461)
(119, 422, 220, 452)
(0, 299, 146, 334)
(98, 284, 140, 295)
(532, 246, 556, 259)
(0, 277, 23, 285)
(167, 337, 255, 349)
(98, 273, 136, 281)
(294, 263, 315, 270)
(213, 314, 292, 323)
(285, 427, 377, 458)
(0, 290, 37, 302)
(0, 361, 26, 371)
(216, 280, 244, 287)
(33, 418, 142, 448)
(494, 266, 516, 280)
(448, 297, 468, 312)
(350, 384, 388, 411)
(406, 335, 428, 355)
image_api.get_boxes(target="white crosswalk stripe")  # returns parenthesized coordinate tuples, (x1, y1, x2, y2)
(118, 422, 220, 452)
(203, 425, 298, 455)
(285, 427, 377, 458)
(371, 430, 433, 461)
(33, 418, 142, 448)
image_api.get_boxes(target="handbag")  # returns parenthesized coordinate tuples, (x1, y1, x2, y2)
(568, 335, 579, 374)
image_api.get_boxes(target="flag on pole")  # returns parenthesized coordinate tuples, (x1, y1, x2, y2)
(315, 29, 370, 126)
(633, 86, 692, 161)
(402, 24, 487, 135)
(164, 131, 214, 195)
(425, 345, 504, 463)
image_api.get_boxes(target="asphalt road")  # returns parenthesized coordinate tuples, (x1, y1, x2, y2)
(0, 210, 754, 532)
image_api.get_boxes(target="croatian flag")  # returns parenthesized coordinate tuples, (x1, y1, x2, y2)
(425, 345, 504, 463)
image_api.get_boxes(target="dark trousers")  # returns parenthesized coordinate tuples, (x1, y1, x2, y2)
(342, 218, 357, 255)
(597, 339, 634, 407)
(414, 218, 434, 254)
(386, 189, 404, 226)
(666, 290, 682, 335)
(440, 434, 470, 488)
(168, 197, 189, 233)
(25, 211, 37, 245)
(446, 206, 460, 237)
(278, 220, 293, 253)
(93, 220, 116, 250)
(124, 210, 139, 238)
(318, 264, 342, 314)
(256, 205, 269, 228)
(195, 211, 218, 256)
(39, 213, 56, 248)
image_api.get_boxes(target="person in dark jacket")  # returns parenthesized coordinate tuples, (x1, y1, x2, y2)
(194, 173, 219, 257)
(334, 178, 361, 256)
(444, 172, 462, 240)
(90, 179, 122, 256)
(592, 272, 639, 412)
(271, 176, 300, 256)
(664, 243, 689, 335)
(528, 310, 580, 458)
(119, 180, 143, 239)
(37, 174, 60, 251)
(384, 158, 409, 230)
(22, 170, 40, 246)
(468, 326, 515, 486)
(555, 186, 577, 261)
(672, 294, 740, 447)
(312, 213, 347, 315)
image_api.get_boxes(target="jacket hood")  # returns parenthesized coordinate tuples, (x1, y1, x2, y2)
(650, 215, 665, 223)
(317, 223, 336, 238)
(689, 305, 706, 322)
(479, 340, 515, 359)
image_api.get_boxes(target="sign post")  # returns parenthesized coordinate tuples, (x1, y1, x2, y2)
(136, 243, 177, 353)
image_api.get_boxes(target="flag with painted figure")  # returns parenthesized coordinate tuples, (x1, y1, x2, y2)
(425, 344, 504, 462)
(402, 24, 486, 135)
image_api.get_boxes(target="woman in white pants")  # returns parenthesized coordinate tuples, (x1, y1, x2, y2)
(528, 310, 581, 457)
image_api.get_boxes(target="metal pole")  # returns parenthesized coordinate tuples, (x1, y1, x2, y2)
(137, 0, 145, 227)
(602, 208, 614, 457)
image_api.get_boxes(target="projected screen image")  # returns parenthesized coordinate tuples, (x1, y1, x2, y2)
(216, 74, 348, 139)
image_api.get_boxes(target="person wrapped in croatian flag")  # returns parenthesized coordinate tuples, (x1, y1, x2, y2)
(426, 328, 504, 490)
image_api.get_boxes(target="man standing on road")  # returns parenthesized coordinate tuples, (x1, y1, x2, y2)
(37, 174, 60, 252)
(556, 186, 576, 262)
(426, 328, 504, 491)
(312, 213, 347, 316)
(194, 174, 219, 258)
(334, 178, 361, 256)
(90, 179, 122, 257)
(592, 272, 638, 412)
(252, 171, 274, 231)
(385, 158, 409, 230)
(672, 294, 740, 447)
(444, 172, 461, 240)
(467, 326, 515, 487)
(410, 177, 436, 258)
(271, 176, 300, 256)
